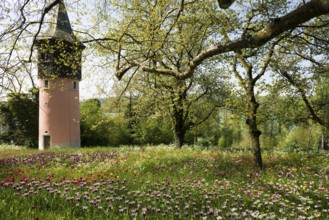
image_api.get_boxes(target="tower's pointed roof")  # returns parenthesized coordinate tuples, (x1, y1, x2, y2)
(42, 0, 83, 45)
(55, 0, 73, 36)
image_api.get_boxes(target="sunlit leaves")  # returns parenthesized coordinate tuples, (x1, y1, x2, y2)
(102, 0, 223, 75)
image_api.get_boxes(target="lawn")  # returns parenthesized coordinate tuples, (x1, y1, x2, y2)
(0, 145, 328, 219)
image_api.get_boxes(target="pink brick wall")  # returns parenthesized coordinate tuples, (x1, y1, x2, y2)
(39, 78, 80, 149)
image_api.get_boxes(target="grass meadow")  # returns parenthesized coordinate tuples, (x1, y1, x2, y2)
(0, 145, 328, 219)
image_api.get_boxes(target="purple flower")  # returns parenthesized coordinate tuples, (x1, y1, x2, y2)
(142, 207, 147, 216)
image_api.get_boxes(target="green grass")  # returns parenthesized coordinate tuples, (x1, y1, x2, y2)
(0, 145, 328, 219)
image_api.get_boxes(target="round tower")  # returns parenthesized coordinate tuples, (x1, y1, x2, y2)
(36, 0, 85, 149)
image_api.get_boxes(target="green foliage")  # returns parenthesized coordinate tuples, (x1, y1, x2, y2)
(80, 99, 112, 146)
(214, 111, 245, 149)
(218, 127, 234, 149)
(279, 125, 322, 152)
(0, 90, 38, 148)
(98, 0, 230, 148)
(107, 115, 134, 147)
(132, 119, 173, 145)
(116, 71, 228, 148)
(80, 98, 135, 147)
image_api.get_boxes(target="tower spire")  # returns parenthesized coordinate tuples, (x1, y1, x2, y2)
(55, 0, 73, 35)
(44, 0, 80, 44)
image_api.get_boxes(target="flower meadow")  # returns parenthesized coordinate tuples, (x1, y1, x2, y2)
(0, 146, 328, 219)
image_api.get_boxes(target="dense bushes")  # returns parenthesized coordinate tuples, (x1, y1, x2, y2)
(80, 98, 174, 147)
(1, 94, 327, 151)
(0, 90, 38, 148)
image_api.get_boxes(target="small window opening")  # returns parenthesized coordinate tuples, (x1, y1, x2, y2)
(40, 53, 49, 61)
(72, 81, 77, 90)
(44, 80, 49, 89)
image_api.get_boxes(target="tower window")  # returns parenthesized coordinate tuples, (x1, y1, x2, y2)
(72, 81, 77, 90)
(40, 53, 49, 61)
(44, 80, 49, 89)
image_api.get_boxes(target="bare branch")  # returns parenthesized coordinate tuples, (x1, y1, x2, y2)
(115, 67, 139, 104)
(187, 105, 218, 129)
(280, 70, 329, 129)
(232, 56, 247, 91)
(28, 0, 62, 62)
(254, 35, 286, 83)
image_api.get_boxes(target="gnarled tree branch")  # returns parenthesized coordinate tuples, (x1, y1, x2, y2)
(280, 70, 329, 130)
(115, 0, 329, 80)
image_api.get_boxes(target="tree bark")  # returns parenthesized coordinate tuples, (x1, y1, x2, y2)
(233, 49, 268, 169)
(247, 88, 263, 168)
(173, 111, 186, 148)
(322, 129, 329, 150)
(173, 128, 186, 148)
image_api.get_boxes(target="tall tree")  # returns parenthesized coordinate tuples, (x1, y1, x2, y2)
(118, 68, 228, 148)
(230, 38, 283, 168)
(93, 0, 230, 147)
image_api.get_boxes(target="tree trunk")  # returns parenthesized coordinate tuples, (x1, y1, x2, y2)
(248, 123, 262, 168)
(172, 110, 186, 148)
(247, 91, 263, 168)
(270, 119, 274, 148)
(174, 128, 185, 148)
(323, 129, 329, 150)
